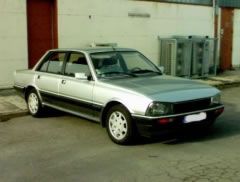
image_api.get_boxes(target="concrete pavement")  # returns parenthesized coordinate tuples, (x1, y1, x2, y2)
(0, 89, 28, 122)
(0, 87, 240, 181)
(196, 69, 240, 89)
(0, 69, 240, 121)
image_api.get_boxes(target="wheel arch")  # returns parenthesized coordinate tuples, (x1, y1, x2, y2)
(100, 100, 133, 127)
(24, 85, 42, 102)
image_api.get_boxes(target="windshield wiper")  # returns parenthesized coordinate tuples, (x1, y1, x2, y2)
(131, 69, 161, 75)
(99, 71, 137, 77)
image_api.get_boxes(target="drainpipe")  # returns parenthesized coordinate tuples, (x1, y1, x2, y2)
(213, 0, 218, 38)
(213, 0, 219, 75)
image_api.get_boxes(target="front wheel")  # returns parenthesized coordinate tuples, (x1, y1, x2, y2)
(27, 89, 44, 117)
(106, 105, 137, 145)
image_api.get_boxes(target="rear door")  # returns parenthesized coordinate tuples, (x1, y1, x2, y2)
(58, 52, 99, 120)
(35, 52, 67, 103)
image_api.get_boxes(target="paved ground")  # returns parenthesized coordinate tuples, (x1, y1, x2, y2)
(0, 89, 27, 121)
(0, 87, 240, 182)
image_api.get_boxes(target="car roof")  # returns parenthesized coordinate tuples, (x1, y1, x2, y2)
(48, 47, 137, 54)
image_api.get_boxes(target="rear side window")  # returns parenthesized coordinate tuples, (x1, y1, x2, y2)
(38, 52, 66, 74)
(39, 61, 48, 72)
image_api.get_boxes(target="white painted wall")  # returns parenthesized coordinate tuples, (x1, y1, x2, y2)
(0, 0, 215, 88)
(232, 9, 240, 68)
(58, 0, 214, 65)
(0, 0, 28, 88)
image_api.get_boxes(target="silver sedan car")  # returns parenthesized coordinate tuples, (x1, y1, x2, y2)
(14, 47, 224, 144)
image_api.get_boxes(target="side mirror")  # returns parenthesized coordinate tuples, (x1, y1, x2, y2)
(75, 73, 88, 80)
(158, 66, 165, 74)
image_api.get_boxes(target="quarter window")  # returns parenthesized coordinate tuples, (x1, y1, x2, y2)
(64, 53, 90, 77)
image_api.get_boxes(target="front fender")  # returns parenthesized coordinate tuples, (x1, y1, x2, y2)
(100, 97, 152, 127)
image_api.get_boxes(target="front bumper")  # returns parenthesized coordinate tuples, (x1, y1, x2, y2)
(132, 105, 224, 137)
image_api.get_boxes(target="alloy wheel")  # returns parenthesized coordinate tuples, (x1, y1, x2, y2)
(108, 111, 128, 140)
(28, 92, 39, 114)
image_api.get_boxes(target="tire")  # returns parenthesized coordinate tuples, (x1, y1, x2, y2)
(26, 89, 43, 117)
(106, 104, 137, 145)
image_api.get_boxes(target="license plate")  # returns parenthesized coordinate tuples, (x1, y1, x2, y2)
(183, 112, 207, 123)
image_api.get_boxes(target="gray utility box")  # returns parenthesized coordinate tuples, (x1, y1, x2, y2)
(191, 36, 215, 78)
(205, 38, 217, 76)
(159, 36, 217, 78)
(159, 38, 192, 77)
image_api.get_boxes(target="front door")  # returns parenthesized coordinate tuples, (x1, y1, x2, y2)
(220, 8, 234, 71)
(58, 52, 97, 120)
(27, 0, 58, 68)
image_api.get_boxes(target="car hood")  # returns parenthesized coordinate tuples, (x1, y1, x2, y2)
(101, 75, 219, 102)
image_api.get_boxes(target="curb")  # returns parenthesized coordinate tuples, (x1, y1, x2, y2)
(0, 110, 28, 122)
(212, 81, 240, 90)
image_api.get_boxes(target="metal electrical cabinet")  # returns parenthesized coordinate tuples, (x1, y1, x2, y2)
(159, 38, 192, 77)
(191, 38, 208, 77)
(205, 38, 217, 76)
(159, 36, 217, 78)
(159, 39, 176, 76)
(191, 37, 216, 78)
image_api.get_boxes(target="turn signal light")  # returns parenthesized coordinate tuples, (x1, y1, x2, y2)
(215, 108, 224, 115)
(158, 118, 174, 125)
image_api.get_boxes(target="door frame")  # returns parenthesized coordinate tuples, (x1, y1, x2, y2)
(52, 0, 58, 49)
(26, 0, 58, 68)
(219, 7, 234, 71)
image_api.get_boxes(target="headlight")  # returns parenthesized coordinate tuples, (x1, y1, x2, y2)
(146, 102, 172, 116)
(211, 94, 221, 104)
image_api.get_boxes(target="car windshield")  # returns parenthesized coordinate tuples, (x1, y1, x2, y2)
(90, 51, 161, 79)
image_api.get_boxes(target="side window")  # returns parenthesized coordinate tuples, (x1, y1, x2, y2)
(64, 53, 90, 77)
(47, 52, 65, 74)
(91, 54, 124, 75)
(37, 52, 66, 74)
(39, 60, 48, 72)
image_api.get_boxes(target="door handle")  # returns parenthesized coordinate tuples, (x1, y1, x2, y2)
(61, 79, 66, 84)
(37, 75, 41, 79)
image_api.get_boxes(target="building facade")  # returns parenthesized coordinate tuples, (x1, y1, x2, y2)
(0, 0, 239, 88)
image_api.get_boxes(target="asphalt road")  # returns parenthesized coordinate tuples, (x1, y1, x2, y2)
(1, 87, 240, 182)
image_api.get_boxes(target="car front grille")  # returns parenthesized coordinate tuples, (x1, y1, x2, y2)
(173, 98, 211, 114)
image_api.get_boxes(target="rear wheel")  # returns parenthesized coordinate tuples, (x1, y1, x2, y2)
(106, 105, 137, 144)
(27, 89, 43, 117)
